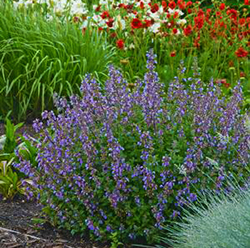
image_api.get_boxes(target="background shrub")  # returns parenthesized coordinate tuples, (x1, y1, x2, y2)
(15, 50, 250, 244)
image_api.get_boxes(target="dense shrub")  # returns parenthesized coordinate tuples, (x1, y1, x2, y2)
(15, 50, 250, 243)
(158, 183, 250, 248)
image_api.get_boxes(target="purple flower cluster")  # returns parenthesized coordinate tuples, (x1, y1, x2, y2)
(16, 49, 250, 243)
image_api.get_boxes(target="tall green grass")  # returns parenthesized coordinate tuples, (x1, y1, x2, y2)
(0, 2, 115, 122)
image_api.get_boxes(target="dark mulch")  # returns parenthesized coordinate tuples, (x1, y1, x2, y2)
(0, 197, 113, 248)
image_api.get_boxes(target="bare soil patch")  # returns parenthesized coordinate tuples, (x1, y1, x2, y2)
(0, 197, 111, 248)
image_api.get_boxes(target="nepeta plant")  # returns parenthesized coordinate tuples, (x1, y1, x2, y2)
(15, 50, 250, 243)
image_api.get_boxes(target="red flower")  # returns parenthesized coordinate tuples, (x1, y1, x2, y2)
(235, 47, 248, 58)
(100, 11, 110, 19)
(186, 1, 192, 7)
(118, 3, 125, 8)
(216, 79, 230, 88)
(183, 25, 192, 36)
(125, 4, 134, 10)
(172, 28, 178, 34)
(139, 1, 144, 9)
(222, 80, 230, 88)
(173, 11, 179, 18)
(187, 8, 192, 14)
(244, 0, 249, 5)
(206, 8, 212, 17)
(194, 15, 204, 29)
(219, 3, 225, 11)
(227, 9, 237, 21)
(177, 0, 185, 10)
(106, 18, 114, 28)
(228, 60, 234, 67)
(151, 3, 159, 13)
(131, 18, 143, 29)
(216, 11, 221, 16)
(239, 18, 246, 26)
(168, 1, 176, 9)
(73, 16, 80, 23)
(240, 71, 246, 77)
(110, 32, 117, 38)
(170, 51, 176, 57)
(116, 39, 125, 50)
(194, 35, 200, 48)
(143, 19, 153, 28)
(95, 5, 101, 12)
(162, 1, 167, 9)
(197, 9, 204, 17)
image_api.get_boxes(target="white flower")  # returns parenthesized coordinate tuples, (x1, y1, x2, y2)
(13, 1, 24, 9)
(24, 0, 34, 7)
(52, 0, 67, 15)
(120, 0, 134, 4)
(45, 13, 53, 21)
(177, 19, 187, 26)
(173, 29, 181, 35)
(36, 0, 48, 4)
(113, 16, 126, 30)
(70, 0, 88, 16)
(150, 12, 161, 21)
(127, 12, 137, 19)
(129, 43, 135, 49)
(54, 6, 64, 16)
(158, 6, 165, 14)
(168, 8, 184, 16)
(92, 15, 106, 27)
(99, 0, 108, 5)
(92, 14, 101, 23)
(148, 22, 161, 33)
(80, 20, 89, 29)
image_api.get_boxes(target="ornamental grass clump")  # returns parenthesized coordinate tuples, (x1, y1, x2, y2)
(15, 50, 250, 243)
(157, 182, 250, 248)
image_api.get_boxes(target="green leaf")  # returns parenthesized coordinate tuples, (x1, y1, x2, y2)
(32, 218, 47, 225)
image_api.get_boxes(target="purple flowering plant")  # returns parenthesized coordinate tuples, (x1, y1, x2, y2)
(15, 49, 250, 243)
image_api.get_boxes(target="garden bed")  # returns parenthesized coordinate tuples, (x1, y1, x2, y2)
(0, 0, 249, 247)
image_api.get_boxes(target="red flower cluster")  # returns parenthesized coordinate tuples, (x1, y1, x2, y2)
(100, 11, 110, 19)
(116, 39, 125, 49)
(131, 18, 143, 29)
(151, 3, 159, 13)
(235, 47, 248, 58)
(216, 79, 230, 88)
(183, 24, 192, 36)
(219, 3, 226, 11)
(194, 15, 204, 30)
(170, 51, 176, 57)
(169, 1, 176, 10)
